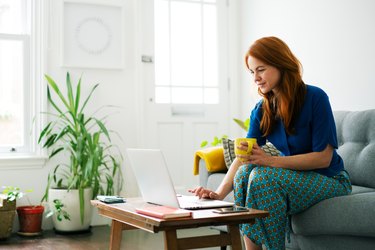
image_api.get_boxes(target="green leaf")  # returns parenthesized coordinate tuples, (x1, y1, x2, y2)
(45, 74, 70, 111)
(95, 118, 110, 141)
(200, 141, 208, 148)
(75, 77, 82, 117)
(38, 122, 52, 144)
(233, 118, 249, 131)
(66, 72, 75, 115)
(80, 83, 99, 114)
(79, 187, 85, 224)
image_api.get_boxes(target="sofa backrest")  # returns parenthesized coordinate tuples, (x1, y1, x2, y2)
(334, 110, 375, 188)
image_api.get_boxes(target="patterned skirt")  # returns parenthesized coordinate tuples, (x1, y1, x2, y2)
(233, 165, 352, 250)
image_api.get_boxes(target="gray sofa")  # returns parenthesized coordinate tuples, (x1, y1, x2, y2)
(198, 110, 375, 250)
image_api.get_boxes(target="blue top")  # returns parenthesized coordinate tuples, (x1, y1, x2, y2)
(246, 84, 344, 177)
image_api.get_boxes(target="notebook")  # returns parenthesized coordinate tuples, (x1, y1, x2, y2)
(126, 148, 233, 210)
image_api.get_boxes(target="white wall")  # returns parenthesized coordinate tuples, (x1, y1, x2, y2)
(239, 0, 375, 119)
(0, 0, 140, 229)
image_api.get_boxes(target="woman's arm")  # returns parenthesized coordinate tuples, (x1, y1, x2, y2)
(189, 157, 243, 200)
(237, 142, 334, 170)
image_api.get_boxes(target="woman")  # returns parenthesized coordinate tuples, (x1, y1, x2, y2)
(189, 36, 352, 250)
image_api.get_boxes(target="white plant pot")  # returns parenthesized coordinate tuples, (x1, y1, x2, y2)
(48, 188, 93, 232)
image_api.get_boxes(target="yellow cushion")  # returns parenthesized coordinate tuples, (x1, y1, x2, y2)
(193, 146, 226, 175)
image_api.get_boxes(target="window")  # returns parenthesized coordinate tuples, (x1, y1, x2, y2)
(0, 0, 45, 163)
(154, 0, 221, 104)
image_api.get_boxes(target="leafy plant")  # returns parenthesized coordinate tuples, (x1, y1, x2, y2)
(233, 118, 250, 132)
(2, 186, 32, 202)
(200, 135, 228, 148)
(46, 199, 70, 222)
(38, 72, 123, 224)
(200, 118, 250, 148)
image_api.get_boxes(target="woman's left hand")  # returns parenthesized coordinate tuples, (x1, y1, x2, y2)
(237, 142, 273, 166)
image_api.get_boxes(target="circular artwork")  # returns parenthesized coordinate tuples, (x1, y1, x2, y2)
(74, 17, 112, 55)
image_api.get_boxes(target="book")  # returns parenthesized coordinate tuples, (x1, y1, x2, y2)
(135, 205, 192, 219)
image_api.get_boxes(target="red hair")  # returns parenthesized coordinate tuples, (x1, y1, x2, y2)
(245, 36, 306, 136)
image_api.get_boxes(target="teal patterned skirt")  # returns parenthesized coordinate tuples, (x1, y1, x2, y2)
(234, 165, 352, 250)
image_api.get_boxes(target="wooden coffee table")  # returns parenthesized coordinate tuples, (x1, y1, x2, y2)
(91, 198, 269, 250)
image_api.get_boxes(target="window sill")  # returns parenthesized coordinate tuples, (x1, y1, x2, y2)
(0, 154, 48, 169)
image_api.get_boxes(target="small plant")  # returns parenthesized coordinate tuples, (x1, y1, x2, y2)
(200, 135, 228, 148)
(2, 186, 32, 202)
(46, 199, 70, 222)
(200, 118, 250, 148)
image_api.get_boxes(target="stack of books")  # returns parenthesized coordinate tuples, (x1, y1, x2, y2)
(135, 205, 192, 219)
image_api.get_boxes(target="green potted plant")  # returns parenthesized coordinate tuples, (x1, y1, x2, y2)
(38, 72, 123, 232)
(0, 186, 27, 239)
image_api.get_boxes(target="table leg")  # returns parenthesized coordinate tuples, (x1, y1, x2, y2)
(109, 219, 123, 250)
(228, 225, 242, 250)
(163, 229, 178, 250)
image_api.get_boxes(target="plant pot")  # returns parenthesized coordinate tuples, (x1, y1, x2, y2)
(0, 195, 16, 240)
(48, 188, 93, 233)
(16, 205, 44, 236)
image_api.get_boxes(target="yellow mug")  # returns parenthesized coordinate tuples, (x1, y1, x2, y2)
(234, 138, 257, 160)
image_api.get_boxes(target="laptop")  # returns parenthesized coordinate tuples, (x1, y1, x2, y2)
(126, 148, 233, 210)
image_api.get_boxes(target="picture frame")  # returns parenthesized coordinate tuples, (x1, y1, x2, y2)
(61, 0, 124, 69)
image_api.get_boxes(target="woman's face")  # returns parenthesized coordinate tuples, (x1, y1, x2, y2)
(247, 56, 281, 94)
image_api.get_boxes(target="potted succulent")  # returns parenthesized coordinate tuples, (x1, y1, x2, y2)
(38, 72, 122, 232)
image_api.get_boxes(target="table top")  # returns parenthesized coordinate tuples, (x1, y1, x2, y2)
(91, 198, 269, 233)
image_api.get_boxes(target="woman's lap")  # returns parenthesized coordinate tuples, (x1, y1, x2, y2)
(233, 164, 351, 250)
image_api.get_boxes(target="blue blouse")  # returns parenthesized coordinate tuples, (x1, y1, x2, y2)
(246, 85, 344, 177)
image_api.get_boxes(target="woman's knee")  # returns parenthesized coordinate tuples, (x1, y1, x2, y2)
(234, 164, 251, 189)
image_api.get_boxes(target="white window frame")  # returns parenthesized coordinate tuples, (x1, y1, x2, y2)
(153, 0, 223, 105)
(0, 0, 47, 169)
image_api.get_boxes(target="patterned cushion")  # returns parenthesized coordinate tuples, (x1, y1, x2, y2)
(222, 138, 281, 169)
(222, 138, 236, 169)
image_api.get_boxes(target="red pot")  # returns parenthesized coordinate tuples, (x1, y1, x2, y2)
(16, 205, 44, 236)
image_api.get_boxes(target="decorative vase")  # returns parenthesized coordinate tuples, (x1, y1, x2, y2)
(48, 188, 93, 233)
(0, 195, 16, 240)
(16, 205, 44, 236)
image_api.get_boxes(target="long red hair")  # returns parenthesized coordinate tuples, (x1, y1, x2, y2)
(245, 36, 306, 136)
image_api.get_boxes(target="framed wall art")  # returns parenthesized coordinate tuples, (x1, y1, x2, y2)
(61, 0, 124, 69)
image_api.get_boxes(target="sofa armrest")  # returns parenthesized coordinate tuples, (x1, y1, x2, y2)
(199, 159, 209, 187)
(198, 159, 228, 187)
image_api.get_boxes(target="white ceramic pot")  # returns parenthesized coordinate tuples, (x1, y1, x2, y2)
(48, 188, 93, 232)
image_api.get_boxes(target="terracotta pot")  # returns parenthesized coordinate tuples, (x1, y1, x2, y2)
(16, 205, 44, 236)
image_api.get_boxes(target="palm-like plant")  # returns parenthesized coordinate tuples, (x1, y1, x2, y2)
(39, 72, 122, 223)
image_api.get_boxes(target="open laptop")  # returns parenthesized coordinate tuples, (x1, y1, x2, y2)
(126, 148, 233, 210)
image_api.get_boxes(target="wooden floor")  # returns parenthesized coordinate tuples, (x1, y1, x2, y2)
(0, 225, 226, 250)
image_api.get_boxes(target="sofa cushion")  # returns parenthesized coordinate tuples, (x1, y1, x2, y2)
(334, 110, 375, 189)
(351, 185, 375, 195)
(222, 138, 236, 169)
(291, 190, 375, 237)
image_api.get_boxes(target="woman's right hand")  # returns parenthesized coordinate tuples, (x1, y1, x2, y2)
(188, 186, 221, 200)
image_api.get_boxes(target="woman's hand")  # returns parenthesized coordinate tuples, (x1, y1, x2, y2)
(188, 186, 221, 200)
(236, 142, 273, 166)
